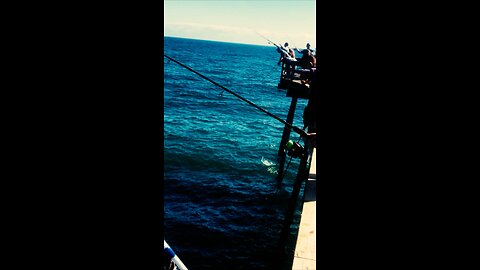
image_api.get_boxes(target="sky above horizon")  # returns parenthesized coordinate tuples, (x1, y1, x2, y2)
(164, 0, 316, 49)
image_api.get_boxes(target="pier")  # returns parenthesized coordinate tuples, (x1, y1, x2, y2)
(291, 147, 316, 270)
(274, 56, 317, 269)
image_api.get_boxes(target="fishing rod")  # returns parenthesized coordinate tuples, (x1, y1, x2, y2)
(255, 31, 280, 48)
(163, 54, 308, 138)
(255, 32, 291, 56)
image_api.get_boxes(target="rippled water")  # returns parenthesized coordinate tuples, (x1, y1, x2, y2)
(164, 36, 308, 270)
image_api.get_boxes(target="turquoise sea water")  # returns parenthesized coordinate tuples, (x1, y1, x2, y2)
(164, 36, 309, 270)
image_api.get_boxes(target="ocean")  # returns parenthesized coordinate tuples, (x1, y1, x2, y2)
(164, 36, 309, 270)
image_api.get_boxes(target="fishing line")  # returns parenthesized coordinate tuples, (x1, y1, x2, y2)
(282, 156, 294, 181)
(254, 31, 280, 48)
(163, 54, 308, 138)
(254, 31, 293, 57)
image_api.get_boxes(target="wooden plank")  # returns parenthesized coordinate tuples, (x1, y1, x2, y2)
(291, 147, 316, 269)
(309, 148, 316, 178)
(292, 257, 316, 270)
(286, 81, 310, 99)
(304, 148, 316, 202)
(291, 201, 316, 269)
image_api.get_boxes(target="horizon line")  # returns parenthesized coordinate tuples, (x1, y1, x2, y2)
(164, 35, 275, 48)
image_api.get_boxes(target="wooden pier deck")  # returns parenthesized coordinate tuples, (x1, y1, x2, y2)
(292, 147, 316, 270)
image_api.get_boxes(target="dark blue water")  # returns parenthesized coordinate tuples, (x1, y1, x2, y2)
(164, 36, 308, 270)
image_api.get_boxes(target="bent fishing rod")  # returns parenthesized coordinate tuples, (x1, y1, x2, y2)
(255, 31, 280, 48)
(255, 32, 291, 55)
(164, 54, 308, 138)
(255, 31, 301, 53)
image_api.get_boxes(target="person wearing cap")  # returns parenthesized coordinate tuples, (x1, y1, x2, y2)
(295, 43, 315, 54)
(296, 49, 316, 85)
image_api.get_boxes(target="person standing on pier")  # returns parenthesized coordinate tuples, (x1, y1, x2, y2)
(277, 42, 296, 66)
(277, 42, 296, 80)
(299, 49, 316, 69)
(295, 43, 314, 55)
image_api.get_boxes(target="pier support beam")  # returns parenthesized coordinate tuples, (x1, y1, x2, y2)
(276, 97, 298, 183)
(275, 146, 310, 268)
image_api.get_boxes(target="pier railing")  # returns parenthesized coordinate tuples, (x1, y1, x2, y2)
(278, 58, 301, 89)
(277, 57, 316, 94)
